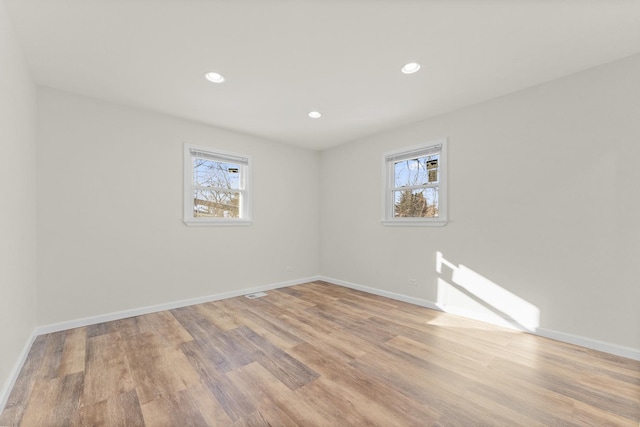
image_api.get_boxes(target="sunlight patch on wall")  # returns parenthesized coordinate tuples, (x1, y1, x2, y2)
(435, 252, 540, 332)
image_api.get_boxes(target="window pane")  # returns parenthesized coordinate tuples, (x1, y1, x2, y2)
(193, 158, 241, 190)
(394, 154, 439, 188)
(193, 189, 240, 218)
(393, 188, 439, 218)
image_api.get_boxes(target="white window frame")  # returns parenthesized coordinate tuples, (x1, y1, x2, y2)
(382, 138, 448, 227)
(183, 144, 252, 226)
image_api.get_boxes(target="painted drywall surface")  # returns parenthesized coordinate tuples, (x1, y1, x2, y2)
(0, 0, 37, 398)
(37, 88, 320, 325)
(320, 54, 640, 350)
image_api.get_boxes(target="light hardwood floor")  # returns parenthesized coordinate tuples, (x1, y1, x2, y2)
(1, 281, 639, 426)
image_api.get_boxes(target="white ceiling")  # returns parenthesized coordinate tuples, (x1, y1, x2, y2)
(6, 0, 640, 150)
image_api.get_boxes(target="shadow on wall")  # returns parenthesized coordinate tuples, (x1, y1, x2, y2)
(435, 251, 540, 332)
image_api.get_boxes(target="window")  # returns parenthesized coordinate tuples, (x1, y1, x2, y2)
(383, 139, 447, 226)
(184, 144, 251, 226)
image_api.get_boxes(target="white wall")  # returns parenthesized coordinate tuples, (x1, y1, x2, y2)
(0, 0, 37, 402)
(37, 88, 320, 325)
(320, 54, 640, 351)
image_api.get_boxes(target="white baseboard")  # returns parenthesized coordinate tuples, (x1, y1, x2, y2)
(320, 276, 640, 362)
(36, 276, 322, 335)
(321, 276, 440, 311)
(0, 329, 38, 414)
(536, 328, 640, 361)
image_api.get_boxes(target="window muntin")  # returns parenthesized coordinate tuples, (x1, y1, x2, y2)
(184, 145, 251, 225)
(383, 140, 447, 226)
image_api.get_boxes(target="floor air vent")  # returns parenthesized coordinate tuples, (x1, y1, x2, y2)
(244, 292, 268, 299)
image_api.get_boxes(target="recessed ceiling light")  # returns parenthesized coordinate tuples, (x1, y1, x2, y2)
(205, 72, 225, 83)
(308, 111, 322, 119)
(401, 62, 421, 74)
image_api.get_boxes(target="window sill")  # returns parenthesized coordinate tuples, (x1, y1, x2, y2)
(183, 219, 252, 227)
(381, 219, 448, 227)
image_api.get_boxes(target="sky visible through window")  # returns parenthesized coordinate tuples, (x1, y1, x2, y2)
(194, 158, 240, 189)
(394, 154, 439, 187)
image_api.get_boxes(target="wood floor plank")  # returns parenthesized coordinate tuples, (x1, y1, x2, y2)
(570, 399, 640, 427)
(57, 327, 86, 377)
(289, 341, 440, 426)
(231, 313, 303, 351)
(2, 281, 638, 426)
(277, 284, 341, 305)
(140, 386, 221, 427)
(580, 372, 640, 402)
(20, 372, 84, 427)
(182, 382, 234, 426)
(227, 411, 271, 427)
(275, 313, 337, 343)
(386, 335, 492, 383)
(303, 303, 398, 345)
(353, 344, 466, 403)
(298, 376, 432, 427)
(241, 405, 300, 427)
(260, 287, 317, 312)
(459, 385, 552, 427)
(123, 331, 200, 405)
(137, 311, 194, 348)
(0, 336, 48, 426)
(386, 335, 583, 425)
(226, 362, 333, 426)
(232, 326, 320, 391)
(76, 388, 145, 427)
(220, 301, 305, 350)
(171, 307, 239, 372)
(195, 301, 245, 332)
(222, 327, 268, 368)
(466, 380, 582, 426)
(86, 321, 113, 339)
(82, 332, 135, 405)
(488, 356, 640, 422)
(180, 340, 255, 422)
(36, 330, 66, 381)
(315, 327, 370, 359)
(306, 300, 371, 324)
(585, 348, 640, 378)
